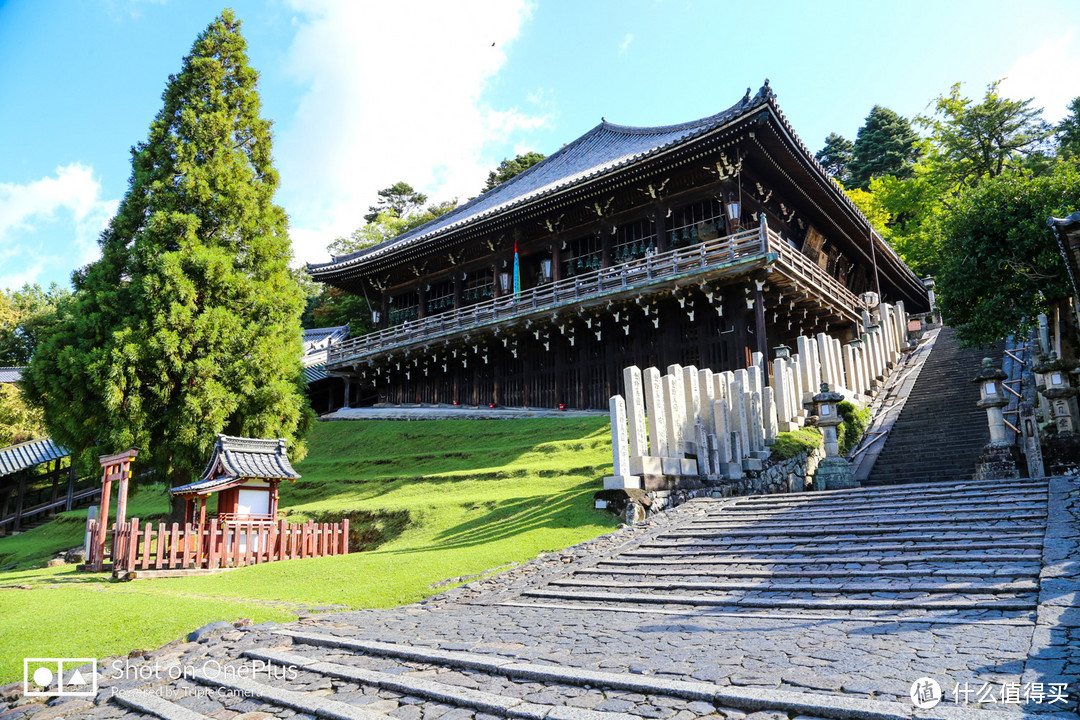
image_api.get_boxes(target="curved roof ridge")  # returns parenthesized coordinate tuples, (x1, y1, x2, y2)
(310, 82, 775, 276)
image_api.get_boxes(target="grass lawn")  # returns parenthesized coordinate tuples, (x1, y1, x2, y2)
(0, 417, 617, 683)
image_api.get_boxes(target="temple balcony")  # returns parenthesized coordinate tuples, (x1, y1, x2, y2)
(326, 223, 864, 372)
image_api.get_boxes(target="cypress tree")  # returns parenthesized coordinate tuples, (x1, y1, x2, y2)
(848, 106, 920, 190)
(24, 11, 312, 483)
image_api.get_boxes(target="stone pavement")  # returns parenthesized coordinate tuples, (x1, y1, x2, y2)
(3, 476, 1078, 720)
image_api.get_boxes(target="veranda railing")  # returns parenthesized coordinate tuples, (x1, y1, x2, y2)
(328, 223, 863, 366)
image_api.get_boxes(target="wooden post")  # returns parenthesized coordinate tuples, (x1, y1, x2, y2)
(198, 497, 207, 526)
(278, 519, 287, 561)
(168, 523, 179, 569)
(93, 476, 110, 572)
(141, 522, 152, 570)
(341, 518, 349, 554)
(207, 521, 219, 569)
(156, 522, 166, 569)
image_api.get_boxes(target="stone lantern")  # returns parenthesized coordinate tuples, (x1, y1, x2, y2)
(1034, 357, 1080, 435)
(972, 358, 1018, 481)
(811, 383, 857, 490)
(773, 345, 791, 360)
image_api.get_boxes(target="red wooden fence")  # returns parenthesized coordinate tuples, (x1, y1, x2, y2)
(86, 517, 349, 573)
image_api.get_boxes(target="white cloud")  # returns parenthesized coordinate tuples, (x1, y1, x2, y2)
(276, 0, 545, 267)
(0, 164, 116, 291)
(1000, 28, 1080, 124)
(619, 33, 633, 54)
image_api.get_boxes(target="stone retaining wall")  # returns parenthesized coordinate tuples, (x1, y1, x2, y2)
(634, 443, 826, 520)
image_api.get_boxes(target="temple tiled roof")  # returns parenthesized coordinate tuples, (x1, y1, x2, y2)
(194, 434, 300, 487)
(303, 363, 328, 383)
(0, 367, 25, 384)
(0, 436, 67, 477)
(303, 326, 348, 347)
(308, 86, 774, 277)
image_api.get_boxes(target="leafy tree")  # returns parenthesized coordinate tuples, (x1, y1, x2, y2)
(920, 80, 1052, 187)
(329, 200, 457, 258)
(0, 384, 45, 446)
(23, 11, 312, 483)
(1058, 97, 1080, 161)
(937, 163, 1080, 347)
(363, 181, 428, 224)
(0, 283, 71, 365)
(815, 133, 855, 186)
(303, 288, 371, 330)
(848, 106, 921, 190)
(482, 152, 546, 193)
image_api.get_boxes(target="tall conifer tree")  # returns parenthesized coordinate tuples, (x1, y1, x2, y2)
(24, 11, 312, 482)
(848, 106, 920, 190)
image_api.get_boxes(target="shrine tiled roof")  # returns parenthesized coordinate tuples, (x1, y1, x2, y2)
(195, 434, 300, 484)
(308, 84, 775, 278)
(0, 436, 67, 477)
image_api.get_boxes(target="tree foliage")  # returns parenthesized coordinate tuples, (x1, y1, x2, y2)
(815, 133, 855, 186)
(0, 284, 71, 366)
(1058, 97, 1080, 162)
(919, 81, 1052, 187)
(362, 181, 429, 224)
(848, 106, 920, 190)
(22, 11, 312, 483)
(482, 152, 545, 193)
(937, 164, 1080, 347)
(0, 384, 46, 446)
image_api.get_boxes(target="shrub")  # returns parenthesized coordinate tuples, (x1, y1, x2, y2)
(837, 400, 871, 457)
(770, 427, 823, 460)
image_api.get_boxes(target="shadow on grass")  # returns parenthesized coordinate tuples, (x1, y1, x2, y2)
(387, 477, 612, 554)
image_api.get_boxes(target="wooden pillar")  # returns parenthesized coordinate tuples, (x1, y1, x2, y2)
(343, 377, 351, 409)
(453, 273, 463, 309)
(492, 263, 501, 299)
(380, 295, 389, 328)
(655, 209, 669, 253)
(12, 475, 26, 532)
(551, 242, 562, 282)
(417, 286, 427, 319)
(754, 281, 770, 384)
(198, 496, 207, 526)
(270, 481, 279, 519)
(601, 229, 613, 268)
(94, 474, 112, 571)
(50, 460, 60, 504)
(116, 465, 130, 527)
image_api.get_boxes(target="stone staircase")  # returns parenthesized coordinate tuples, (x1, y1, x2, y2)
(865, 325, 1002, 486)
(19, 474, 1079, 720)
(505, 476, 1047, 622)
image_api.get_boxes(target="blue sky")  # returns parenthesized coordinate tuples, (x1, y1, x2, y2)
(2, 0, 1078, 293)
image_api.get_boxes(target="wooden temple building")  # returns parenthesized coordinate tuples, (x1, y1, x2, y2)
(307, 81, 930, 409)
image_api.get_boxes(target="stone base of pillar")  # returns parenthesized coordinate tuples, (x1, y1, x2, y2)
(630, 456, 697, 476)
(742, 457, 764, 472)
(602, 475, 641, 490)
(972, 442, 1020, 482)
(812, 457, 858, 491)
(778, 421, 800, 432)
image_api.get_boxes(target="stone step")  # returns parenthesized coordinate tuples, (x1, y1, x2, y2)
(188, 666, 391, 720)
(696, 500, 1047, 522)
(270, 630, 941, 720)
(644, 528, 1044, 543)
(242, 647, 638, 720)
(615, 552, 1041, 565)
(678, 512, 1046, 531)
(636, 533, 1042, 551)
(113, 689, 211, 720)
(720, 480, 1046, 507)
(582, 564, 1041, 578)
(520, 588, 1039, 610)
(549, 578, 1039, 594)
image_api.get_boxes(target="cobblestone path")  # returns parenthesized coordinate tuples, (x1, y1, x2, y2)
(4, 476, 1077, 720)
